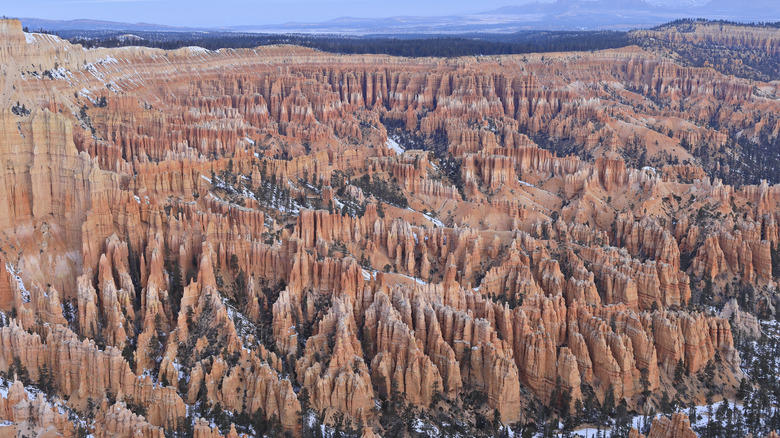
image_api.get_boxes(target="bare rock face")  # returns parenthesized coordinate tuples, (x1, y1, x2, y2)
(690, 224, 774, 284)
(192, 419, 247, 438)
(720, 298, 761, 339)
(0, 17, 774, 436)
(295, 295, 375, 422)
(0, 321, 186, 429)
(364, 290, 444, 410)
(93, 402, 166, 438)
(0, 377, 73, 436)
(646, 413, 698, 438)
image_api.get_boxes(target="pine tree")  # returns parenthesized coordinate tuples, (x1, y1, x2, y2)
(251, 407, 268, 436)
(674, 359, 686, 385)
(639, 367, 651, 397)
(601, 385, 615, 425)
(688, 403, 698, 425)
(230, 254, 240, 272)
(573, 398, 583, 424)
(7, 356, 29, 384)
(659, 391, 673, 415)
(493, 408, 502, 435)
(299, 387, 312, 437)
(38, 362, 56, 395)
(701, 276, 714, 306)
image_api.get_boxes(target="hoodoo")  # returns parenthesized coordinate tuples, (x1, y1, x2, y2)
(0, 14, 777, 437)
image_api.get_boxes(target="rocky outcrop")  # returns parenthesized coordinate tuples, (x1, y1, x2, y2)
(93, 402, 166, 438)
(720, 298, 761, 339)
(646, 413, 698, 438)
(0, 377, 73, 436)
(0, 17, 774, 437)
(690, 220, 774, 283)
(295, 295, 375, 422)
(633, 21, 780, 57)
(0, 321, 186, 429)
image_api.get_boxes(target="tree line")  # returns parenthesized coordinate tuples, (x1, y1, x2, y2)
(62, 30, 629, 58)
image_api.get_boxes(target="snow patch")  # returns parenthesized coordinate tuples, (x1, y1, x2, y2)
(561, 401, 746, 438)
(361, 268, 377, 281)
(398, 272, 429, 286)
(423, 212, 445, 227)
(5, 263, 30, 303)
(386, 138, 404, 155)
(412, 417, 441, 435)
(50, 67, 74, 82)
(97, 56, 118, 64)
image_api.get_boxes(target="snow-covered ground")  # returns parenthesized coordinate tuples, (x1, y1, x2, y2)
(187, 46, 211, 54)
(398, 272, 429, 286)
(361, 268, 377, 281)
(423, 212, 445, 227)
(558, 401, 745, 438)
(413, 417, 442, 435)
(386, 138, 404, 155)
(642, 166, 657, 174)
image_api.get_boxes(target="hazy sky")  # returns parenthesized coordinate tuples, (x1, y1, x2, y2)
(5, 0, 546, 27)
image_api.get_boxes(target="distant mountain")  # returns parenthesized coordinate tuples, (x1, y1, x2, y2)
(19, 18, 201, 33)
(18, 0, 780, 35)
(491, 0, 659, 14)
(232, 0, 780, 34)
(479, 0, 689, 30)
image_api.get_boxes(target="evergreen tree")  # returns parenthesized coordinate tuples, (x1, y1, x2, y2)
(7, 356, 29, 384)
(688, 403, 698, 425)
(674, 359, 686, 385)
(251, 407, 269, 436)
(659, 391, 673, 415)
(639, 367, 651, 397)
(601, 385, 615, 425)
(700, 277, 714, 306)
(38, 362, 56, 395)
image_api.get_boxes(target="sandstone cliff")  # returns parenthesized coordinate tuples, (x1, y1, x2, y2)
(0, 17, 775, 437)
